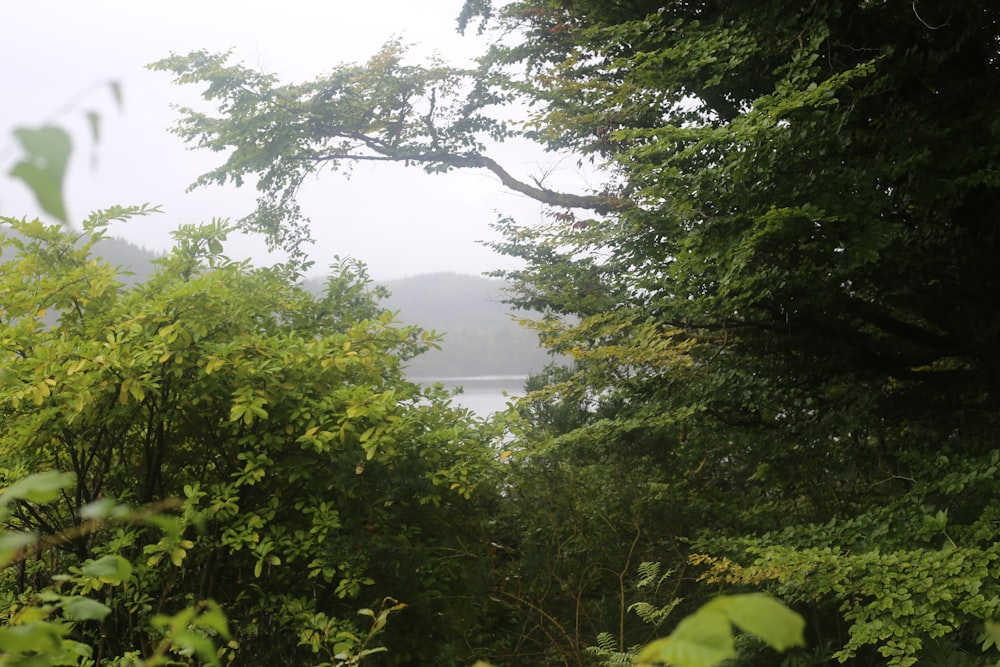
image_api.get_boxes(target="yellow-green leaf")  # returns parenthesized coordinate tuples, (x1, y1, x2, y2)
(81, 555, 132, 584)
(63, 596, 111, 622)
(1, 471, 75, 504)
(637, 610, 736, 667)
(707, 594, 805, 651)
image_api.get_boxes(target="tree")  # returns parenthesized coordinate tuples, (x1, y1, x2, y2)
(0, 471, 230, 667)
(148, 42, 620, 254)
(147, 2, 1000, 664)
(0, 214, 501, 665)
(477, 2, 1000, 665)
(478, 0, 1000, 473)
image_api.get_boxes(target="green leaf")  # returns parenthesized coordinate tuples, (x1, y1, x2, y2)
(637, 595, 805, 666)
(637, 610, 736, 667)
(170, 547, 187, 566)
(706, 594, 806, 651)
(86, 110, 101, 144)
(80, 555, 132, 584)
(153, 607, 198, 633)
(109, 80, 124, 110)
(985, 620, 1000, 649)
(1, 471, 75, 504)
(172, 630, 221, 667)
(0, 532, 37, 566)
(0, 622, 64, 655)
(195, 602, 231, 639)
(63, 596, 111, 622)
(78, 497, 129, 521)
(9, 126, 72, 224)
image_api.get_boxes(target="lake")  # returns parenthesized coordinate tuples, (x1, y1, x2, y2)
(412, 375, 528, 417)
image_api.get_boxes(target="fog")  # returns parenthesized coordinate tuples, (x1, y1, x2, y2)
(1, 0, 593, 280)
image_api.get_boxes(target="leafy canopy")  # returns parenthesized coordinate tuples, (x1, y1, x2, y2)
(138, 1, 1000, 664)
(0, 212, 502, 664)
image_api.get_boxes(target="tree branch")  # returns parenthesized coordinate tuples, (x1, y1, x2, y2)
(302, 149, 628, 213)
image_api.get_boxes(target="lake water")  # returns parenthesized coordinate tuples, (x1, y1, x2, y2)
(412, 375, 528, 417)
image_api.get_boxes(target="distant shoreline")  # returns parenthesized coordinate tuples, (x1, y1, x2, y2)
(409, 374, 528, 417)
(409, 374, 528, 383)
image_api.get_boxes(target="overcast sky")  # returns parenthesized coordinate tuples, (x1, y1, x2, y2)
(0, 1, 593, 280)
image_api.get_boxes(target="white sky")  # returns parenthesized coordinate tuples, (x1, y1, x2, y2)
(0, 1, 596, 280)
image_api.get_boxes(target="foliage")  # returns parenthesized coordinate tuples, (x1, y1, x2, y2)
(472, 2, 1000, 664)
(0, 215, 502, 665)
(137, 1, 1000, 664)
(690, 448, 1000, 666)
(5, 80, 123, 226)
(476, 591, 804, 667)
(0, 90, 236, 667)
(479, 453, 674, 665)
(0, 471, 228, 666)
(635, 593, 804, 667)
(586, 562, 681, 667)
(148, 42, 615, 255)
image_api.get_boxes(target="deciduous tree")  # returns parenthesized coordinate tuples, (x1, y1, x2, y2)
(146, 2, 1000, 663)
(0, 214, 501, 664)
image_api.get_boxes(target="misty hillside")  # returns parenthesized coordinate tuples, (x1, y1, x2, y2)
(1, 226, 552, 379)
(379, 272, 553, 378)
(89, 236, 161, 283)
(302, 271, 553, 378)
(0, 227, 161, 284)
(381, 272, 513, 333)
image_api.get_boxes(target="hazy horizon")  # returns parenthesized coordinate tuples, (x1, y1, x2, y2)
(1, 1, 594, 281)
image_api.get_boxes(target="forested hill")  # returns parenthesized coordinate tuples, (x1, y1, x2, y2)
(384, 272, 553, 378)
(0, 227, 160, 284)
(1, 225, 549, 379)
(307, 271, 553, 379)
(87, 236, 160, 283)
